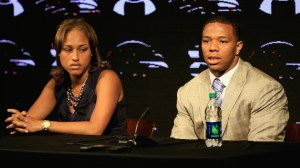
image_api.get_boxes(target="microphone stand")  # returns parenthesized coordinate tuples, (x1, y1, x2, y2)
(133, 107, 151, 140)
(129, 107, 157, 147)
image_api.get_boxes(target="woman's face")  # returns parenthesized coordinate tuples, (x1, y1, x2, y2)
(59, 29, 92, 77)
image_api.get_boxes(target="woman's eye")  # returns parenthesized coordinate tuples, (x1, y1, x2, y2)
(79, 48, 87, 52)
(62, 48, 72, 52)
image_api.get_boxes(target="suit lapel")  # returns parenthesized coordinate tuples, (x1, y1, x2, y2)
(221, 59, 248, 133)
(196, 70, 211, 128)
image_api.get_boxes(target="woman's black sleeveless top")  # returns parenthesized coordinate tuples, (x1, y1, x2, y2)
(53, 69, 127, 136)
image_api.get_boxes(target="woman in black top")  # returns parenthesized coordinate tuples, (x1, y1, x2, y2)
(5, 18, 127, 136)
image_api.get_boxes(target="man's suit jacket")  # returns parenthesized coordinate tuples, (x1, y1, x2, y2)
(171, 59, 289, 141)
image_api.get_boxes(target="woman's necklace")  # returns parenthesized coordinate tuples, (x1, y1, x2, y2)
(67, 77, 88, 110)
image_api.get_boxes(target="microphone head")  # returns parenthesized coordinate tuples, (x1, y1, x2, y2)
(139, 107, 151, 120)
(145, 107, 151, 112)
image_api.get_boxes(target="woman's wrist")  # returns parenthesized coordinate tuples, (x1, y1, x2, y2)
(41, 120, 51, 131)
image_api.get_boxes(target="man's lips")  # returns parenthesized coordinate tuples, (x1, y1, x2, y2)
(207, 56, 221, 65)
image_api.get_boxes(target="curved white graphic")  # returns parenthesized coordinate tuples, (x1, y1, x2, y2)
(170, 0, 241, 14)
(260, 0, 300, 14)
(187, 44, 207, 77)
(260, 40, 294, 48)
(0, 0, 24, 16)
(260, 40, 299, 71)
(0, 39, 35, 75)
(255, 40, 299, 80)
(109, 40, 168, 78)
(35, 0, 100, 15)
(113, 0, 156, 16)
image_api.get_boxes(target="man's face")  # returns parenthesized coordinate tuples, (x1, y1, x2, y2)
(201, 22, 243, 77)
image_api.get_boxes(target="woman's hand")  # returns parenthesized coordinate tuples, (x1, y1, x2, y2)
(5, 109, 28, 134)
(5, 109, 45, 134)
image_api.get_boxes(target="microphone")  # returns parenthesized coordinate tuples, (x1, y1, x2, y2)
(128, 107, 157, 147)
(133, 107, 151, 140)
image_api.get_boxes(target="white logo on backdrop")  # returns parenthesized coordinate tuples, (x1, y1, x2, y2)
(0, 0, 24, 16)
(113, 0, 156, 16)
(260, 0, 300, 14)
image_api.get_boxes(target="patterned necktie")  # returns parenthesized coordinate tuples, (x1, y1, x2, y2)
(212, 78, 226, 106)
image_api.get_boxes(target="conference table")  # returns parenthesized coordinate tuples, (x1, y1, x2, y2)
(0, 132, 299, 167)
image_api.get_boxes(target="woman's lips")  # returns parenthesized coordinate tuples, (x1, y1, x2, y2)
(70, 64, 81, 69)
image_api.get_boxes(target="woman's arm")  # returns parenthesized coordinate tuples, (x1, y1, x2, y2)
(26, 78, 57, 119)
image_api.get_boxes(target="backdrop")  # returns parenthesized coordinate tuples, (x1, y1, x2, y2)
(1, 0, 299, 137)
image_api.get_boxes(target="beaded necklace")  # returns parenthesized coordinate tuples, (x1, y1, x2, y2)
(67, 77, 88, 110)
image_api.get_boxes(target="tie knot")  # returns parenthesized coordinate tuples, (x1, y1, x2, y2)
(212, 78, 225, 93)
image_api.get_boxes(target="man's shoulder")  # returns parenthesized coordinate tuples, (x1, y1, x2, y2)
(244, 62, 276, 78)
(183, 69, 209, 86)
(241, 61, 283, 87)
(176, 70, 209, 97)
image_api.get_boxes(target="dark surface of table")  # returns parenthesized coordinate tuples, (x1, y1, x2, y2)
(0, 132, 299, 167)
